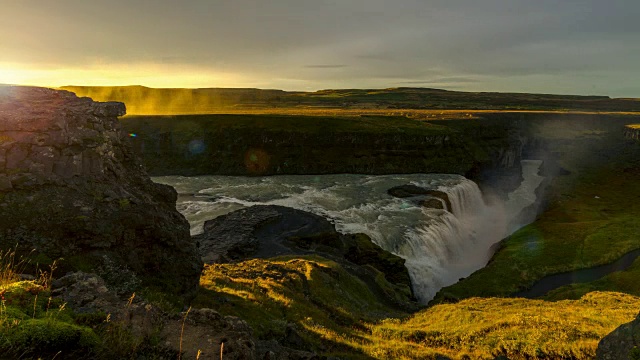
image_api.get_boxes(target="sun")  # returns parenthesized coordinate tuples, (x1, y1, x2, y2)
(0, 67, 31, 85)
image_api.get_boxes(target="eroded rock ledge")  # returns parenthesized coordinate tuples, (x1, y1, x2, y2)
(0, 86, 202, 299)
(194, 205, 418, 311)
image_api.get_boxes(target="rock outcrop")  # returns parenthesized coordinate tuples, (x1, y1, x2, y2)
(596, 312, 640, 360)
(194, 205, 335, 263)
(194, 205, 417, 310)
(0, 86, 202, 299)
(387, 184, 452, 212)
(50, 271, 256, 359)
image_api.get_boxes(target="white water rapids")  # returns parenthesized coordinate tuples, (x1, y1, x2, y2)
(154, 160, 543, 303)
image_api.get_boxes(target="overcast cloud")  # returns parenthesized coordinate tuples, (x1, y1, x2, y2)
(1, 0, 639, 96)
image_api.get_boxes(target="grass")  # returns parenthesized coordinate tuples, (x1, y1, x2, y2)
(369, 291, 640, 359)
(193, 255, 406, 358)
(191, 255, 640, 359)
(543, 256, 640, 301)
(0, 248, 177, 359)
(434, 127, 640, 302)
(0, 248, 24, 288)
(2, 232, 638, 359)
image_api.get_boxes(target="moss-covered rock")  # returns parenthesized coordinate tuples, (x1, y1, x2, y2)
(1, 319, 99, 358)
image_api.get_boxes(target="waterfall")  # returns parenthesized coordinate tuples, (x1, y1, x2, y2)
(440, 179, 487, 218)
(392, 179, 506, 303)
(155, 169, 541, 304)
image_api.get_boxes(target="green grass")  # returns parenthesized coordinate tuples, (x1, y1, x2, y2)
(544, 256, 640, 301)
(434, 127, 640, 303)
(435, 167, 640, 302)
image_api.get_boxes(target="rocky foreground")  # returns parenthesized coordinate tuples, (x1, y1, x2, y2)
(0, 86, 202, 298)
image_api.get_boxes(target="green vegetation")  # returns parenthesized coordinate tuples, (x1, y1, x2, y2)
(434, 121, 640, 303)
(0, 251, 174, 359)
(544, 256, 640, 301)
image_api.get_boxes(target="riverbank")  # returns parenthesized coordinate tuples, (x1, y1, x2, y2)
(432, 126, 640, 303)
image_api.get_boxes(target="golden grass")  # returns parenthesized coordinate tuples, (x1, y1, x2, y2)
(368, 292, 639, 360)
(194, 255, 640, 359)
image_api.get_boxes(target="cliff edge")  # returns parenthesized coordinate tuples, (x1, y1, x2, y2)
(0, 86, 202, 299)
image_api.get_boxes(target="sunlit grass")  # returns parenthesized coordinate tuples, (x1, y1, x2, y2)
(367, 291, 639, 360)
(193, 255, 640, 359)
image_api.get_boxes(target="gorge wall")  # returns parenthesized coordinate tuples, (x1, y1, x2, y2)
(0, 86, 202, 298)
(120, 112, 640, 198)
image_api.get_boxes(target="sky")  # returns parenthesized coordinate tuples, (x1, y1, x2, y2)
(1, 0, 639, 97)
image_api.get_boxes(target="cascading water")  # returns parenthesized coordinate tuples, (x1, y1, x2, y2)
(155, 166, 540, 303)
(390, 178, 508, 302)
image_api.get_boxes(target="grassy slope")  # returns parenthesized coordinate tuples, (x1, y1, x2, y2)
(371, 292, 640, 360)
(4, 256, 637, 359)
(193, 256, 640, 359)
(193, 255, 408, 359)
(434, 123, 640, 302)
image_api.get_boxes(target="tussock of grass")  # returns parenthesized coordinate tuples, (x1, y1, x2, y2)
(0, 247, 27, 289)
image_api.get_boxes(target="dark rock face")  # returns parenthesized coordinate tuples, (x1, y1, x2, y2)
(0, 86, 202, 299)
(194, 205, 336, 263)
(387, 184, 452, 212)
(596, 312, 640, 360)
(195, 205, 417, 310)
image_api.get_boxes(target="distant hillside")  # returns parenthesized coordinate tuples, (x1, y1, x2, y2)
(60, 85, 640, 115)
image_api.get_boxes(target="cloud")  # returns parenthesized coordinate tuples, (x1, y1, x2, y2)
(400, 77, 482, 85)
(304, 65, 348, 69)
(1, 0, 639, 96)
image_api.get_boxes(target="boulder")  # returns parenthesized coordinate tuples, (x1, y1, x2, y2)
(193, 205, 335, 263)
(419, 197, 446, 210)
(0, 86, 202, 300)
(596, 312, 640, 360)
(387, 184, 452, 212)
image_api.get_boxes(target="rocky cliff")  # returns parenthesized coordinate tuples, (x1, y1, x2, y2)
(0, 86, 202, 299)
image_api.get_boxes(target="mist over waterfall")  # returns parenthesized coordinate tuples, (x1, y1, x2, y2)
(155, 165, 542, 303)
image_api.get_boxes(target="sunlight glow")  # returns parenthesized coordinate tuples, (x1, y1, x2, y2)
(0, 62, 247, 88)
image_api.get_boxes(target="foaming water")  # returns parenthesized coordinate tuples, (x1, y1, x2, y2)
(155, 170, 539, 303)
